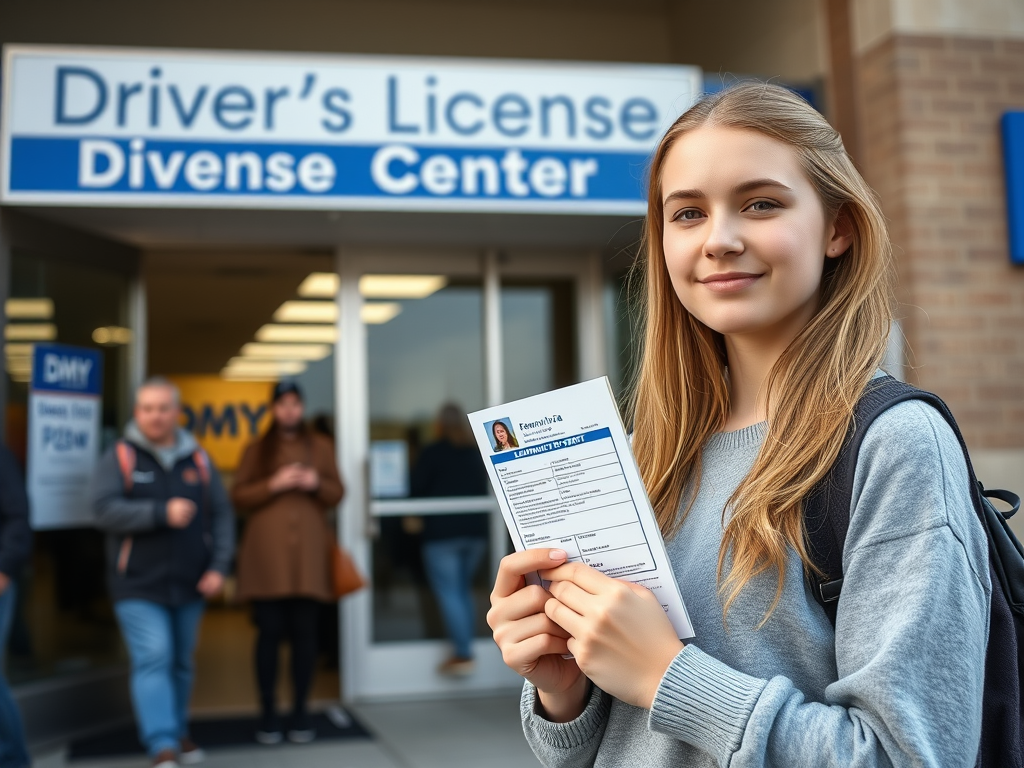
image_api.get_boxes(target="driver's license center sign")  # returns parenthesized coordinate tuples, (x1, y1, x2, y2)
(0, 45, 700, 214)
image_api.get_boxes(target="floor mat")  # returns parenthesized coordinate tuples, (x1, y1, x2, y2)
(68, 709, 372, 760)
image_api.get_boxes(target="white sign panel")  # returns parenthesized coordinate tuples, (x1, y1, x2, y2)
(27, 344, 103, 529)
(1, 45, 702, 213)
(370, 440, 409, 498)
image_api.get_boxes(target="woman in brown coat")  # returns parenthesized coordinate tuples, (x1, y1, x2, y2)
(232, 381, 344, 745)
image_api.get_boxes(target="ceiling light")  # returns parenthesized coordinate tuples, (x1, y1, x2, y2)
(359, 275, 447, 299)
(221, 370, 281, 382)
(93, 326, 132, 345)
(224, 358, 307, 376)
(255, 324, 337, 343)
(5, 359, 33, 383)
(297, 273, 339, 298)
(6, 298, 54, 319)
(4, 343, 34, 358)
(273, 301, 337, 323)
(240, 343, 331, 361)
(6, 324, 57, 341)
(361, 302, 402, 325)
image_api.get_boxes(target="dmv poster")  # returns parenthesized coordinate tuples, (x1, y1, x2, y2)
(27, 343, 103, 529)
(170, 376, 274, 471)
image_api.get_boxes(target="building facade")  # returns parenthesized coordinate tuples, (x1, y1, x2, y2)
(0, 0, 1021, 750)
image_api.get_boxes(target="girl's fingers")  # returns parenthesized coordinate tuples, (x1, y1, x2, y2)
(541, 560, 615, 594)
(503, 633, 572, 669)
(495, 611, 571, 648)
(520, 611, 573, 641)
(492, 549, 568, 599)
(487, 583, 550, 629)
(545, 596, 586, 637)
(547, 579, 597, 616)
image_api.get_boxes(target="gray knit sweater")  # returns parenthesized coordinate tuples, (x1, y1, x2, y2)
(522, 400, 991, 767)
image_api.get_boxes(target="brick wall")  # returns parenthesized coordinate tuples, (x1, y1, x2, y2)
(856, 34, 1024, 449)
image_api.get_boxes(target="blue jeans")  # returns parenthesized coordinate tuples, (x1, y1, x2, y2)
(114, 599, 204, 757)
(0, 583, 30, 768)
(422, 537, 487, 659)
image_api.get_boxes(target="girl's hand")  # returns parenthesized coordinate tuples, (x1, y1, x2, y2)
(488, 549, 590, 723)
(542, 562, 685, 710)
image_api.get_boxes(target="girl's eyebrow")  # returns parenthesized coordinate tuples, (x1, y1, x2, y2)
(662, 178, 793, 206)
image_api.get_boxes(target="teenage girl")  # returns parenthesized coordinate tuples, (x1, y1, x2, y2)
(488, 83, 990, 767)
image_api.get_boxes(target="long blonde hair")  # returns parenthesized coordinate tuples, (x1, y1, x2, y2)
(628, 82, 896, 622)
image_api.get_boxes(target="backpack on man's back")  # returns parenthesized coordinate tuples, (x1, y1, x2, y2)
(803, 375, 1024, 768)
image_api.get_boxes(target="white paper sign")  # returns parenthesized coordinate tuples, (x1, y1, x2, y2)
(469, 377, 694, 640)
(27, 343, 103, 529)
(370, 439, 409, 498)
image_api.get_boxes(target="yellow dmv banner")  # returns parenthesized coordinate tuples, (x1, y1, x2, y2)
(169, 376, 274, 471)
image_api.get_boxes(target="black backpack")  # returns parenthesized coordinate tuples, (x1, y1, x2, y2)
(804, 374, 1024, 768)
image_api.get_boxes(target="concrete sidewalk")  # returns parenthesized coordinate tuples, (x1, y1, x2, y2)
(36, 695, 543, 768)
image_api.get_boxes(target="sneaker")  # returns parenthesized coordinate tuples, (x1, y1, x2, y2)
(437, 656, 475, 677)
(324, 703, 352, 729)
(178, 738, 205, 765)
(152, 749, 180, 768)
(255, 712, 283, 745)
(255, 728, 283, 745)
(287, 712, 316, 744)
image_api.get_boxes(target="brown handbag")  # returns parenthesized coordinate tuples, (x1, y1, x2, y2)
(330, 541, 366, 598)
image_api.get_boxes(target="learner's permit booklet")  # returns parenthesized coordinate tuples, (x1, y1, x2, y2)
(469, 377, 695, 641)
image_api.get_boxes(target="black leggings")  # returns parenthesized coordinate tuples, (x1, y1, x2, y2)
(252, 598, 320, 717)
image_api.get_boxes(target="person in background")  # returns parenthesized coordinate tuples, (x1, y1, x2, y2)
(0, 443, 32, 768)
(91, 377, 235, 768)
(411, 404, 490, 677)
(232, 382, 344, 745)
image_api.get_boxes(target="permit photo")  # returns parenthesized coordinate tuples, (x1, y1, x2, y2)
(469, 377, 694, 640)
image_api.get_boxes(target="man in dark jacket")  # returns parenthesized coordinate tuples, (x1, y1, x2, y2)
(0, 443, 32, 768)
(91, 377, 235, 768)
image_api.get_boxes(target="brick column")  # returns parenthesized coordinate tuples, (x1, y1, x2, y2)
(856, 35, 1024, 457)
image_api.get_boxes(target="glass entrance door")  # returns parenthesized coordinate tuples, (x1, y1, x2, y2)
(337, 249, 602, 700)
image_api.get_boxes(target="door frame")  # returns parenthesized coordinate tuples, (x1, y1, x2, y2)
(334, 246, 607, 702)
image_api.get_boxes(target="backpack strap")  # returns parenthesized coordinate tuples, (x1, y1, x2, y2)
(192, 448, 211, 488)
(191, 447, 215, 537)
(114, 440, 137, 575)
(803, 374, 987, 626)
(115, 440, 137, 493)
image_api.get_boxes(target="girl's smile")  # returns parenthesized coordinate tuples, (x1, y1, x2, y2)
(697, 271, 764, 293)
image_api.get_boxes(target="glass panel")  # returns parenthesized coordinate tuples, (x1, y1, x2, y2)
(368, 280, 485, 447)
(501, 279, 577, 401)
(5, 251, 132, 685)
(367, 278, 494, 645)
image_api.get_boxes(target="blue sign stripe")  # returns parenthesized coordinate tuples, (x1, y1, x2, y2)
(31, 344, 103, 395)
(9, 136, 651, 203)
(1003, 112, 1024, 266)
(490, 427, 612, 465)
